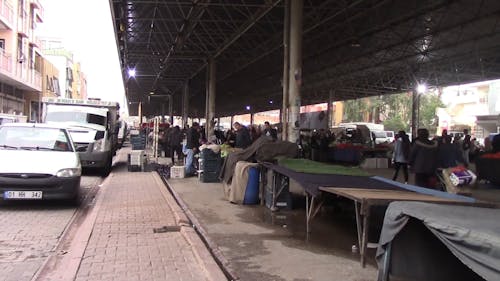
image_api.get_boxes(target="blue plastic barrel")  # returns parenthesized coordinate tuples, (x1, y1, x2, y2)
(243, 167, 260, 205)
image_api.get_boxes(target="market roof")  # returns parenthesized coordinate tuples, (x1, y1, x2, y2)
(109, 0, 500, 117)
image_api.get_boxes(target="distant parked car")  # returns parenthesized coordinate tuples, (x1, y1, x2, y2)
(0, 123, 81, 202)
(372, 130, 389, 144)
(385, 131, 395, 143)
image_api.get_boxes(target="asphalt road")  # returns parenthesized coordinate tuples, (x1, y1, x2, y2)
(0, 174, 103, 281)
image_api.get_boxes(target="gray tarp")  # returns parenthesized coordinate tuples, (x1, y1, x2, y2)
(376, 201, 500, 281)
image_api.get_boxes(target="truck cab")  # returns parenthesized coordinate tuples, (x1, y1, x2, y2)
(42, 98, 119, 176)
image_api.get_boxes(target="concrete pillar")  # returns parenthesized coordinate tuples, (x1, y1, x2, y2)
(138, 102, 143, 126)
(168, 95, 174, 125)
(281, 0, 290, 141)
(411, 90, 419, 139)
(327, 89, 334, 129)
(287, 0, 303, 143)
(206, 58, 216, 139)
(250, 112, 254, 126)
(182, 81, 189, 128)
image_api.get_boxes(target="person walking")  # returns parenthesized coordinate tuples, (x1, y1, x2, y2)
(462, 134, 471, 167)
(392, 130, 410, 183)
(409, 128, 439, 189)
(169, 126, 183, 165)
(185, 122, 200, 176)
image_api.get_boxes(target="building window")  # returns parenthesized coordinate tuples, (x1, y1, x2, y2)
(0, 39, 5, 50)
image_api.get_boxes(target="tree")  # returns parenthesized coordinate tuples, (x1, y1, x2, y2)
(418, 93, 444, 134)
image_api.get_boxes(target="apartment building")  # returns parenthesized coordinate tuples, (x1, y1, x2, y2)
(0, 0, 44, 120)
(72, 61, 87, 100)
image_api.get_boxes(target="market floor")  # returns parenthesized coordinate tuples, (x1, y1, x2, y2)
(163, 160, 500, 281)
(165, 177, 379, 281)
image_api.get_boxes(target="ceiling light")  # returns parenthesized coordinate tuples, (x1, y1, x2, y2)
(417, 84, 427, 94)
(245, 105, 251, 111)
(128, 69, 136, 77)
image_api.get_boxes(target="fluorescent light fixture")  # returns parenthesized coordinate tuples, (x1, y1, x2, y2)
(417, 84, 427, 94)
(149, 91, 155, 95)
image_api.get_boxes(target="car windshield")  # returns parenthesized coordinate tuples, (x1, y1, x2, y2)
(0, 126, 72, 152)
(46, 111, 106, 127)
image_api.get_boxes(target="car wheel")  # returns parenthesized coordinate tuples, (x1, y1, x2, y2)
(101, 157, 112, 177)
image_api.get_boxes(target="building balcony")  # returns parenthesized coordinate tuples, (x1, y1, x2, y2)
(0, 49, 42, 91)
(0, 0, 13, 30)
(31, 0, 43, 23)
(17, 11, 30, 37)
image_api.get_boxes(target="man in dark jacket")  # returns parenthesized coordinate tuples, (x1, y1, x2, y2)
(262, 121, 278, 140)
(169, 126, 183, 165)
(409, 128, 439, 189)
(185, 122, 200, 176)
(233, 122, 251, 149)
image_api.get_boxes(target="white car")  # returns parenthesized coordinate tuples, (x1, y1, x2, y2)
(0, 123, 81, 202)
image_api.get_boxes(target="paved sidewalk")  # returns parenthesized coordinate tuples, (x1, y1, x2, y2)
(39, 148, 226, 281)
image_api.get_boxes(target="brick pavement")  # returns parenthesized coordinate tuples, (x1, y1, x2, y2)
(70, 150, 226, 281)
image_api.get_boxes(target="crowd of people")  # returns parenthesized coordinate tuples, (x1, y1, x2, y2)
(153, 121, 278, 177)
(391, 128, 500, 189)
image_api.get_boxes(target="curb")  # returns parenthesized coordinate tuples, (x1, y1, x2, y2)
(158, 173, 240, 281)
(153, 172, 229, 281)
(32, 174, 112, 281)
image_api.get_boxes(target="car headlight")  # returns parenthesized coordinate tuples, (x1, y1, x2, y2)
(93, 139, 103, 152)
(56, 168, 82, 178)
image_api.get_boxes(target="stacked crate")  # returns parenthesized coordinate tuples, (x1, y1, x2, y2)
(200, 149, 222, 183)
(130, 134, 146, 150)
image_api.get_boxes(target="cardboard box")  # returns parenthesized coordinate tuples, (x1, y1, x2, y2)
(361, 158, 377, 169)
(376, 158, 389, 169)
(170, 166, 185, 178)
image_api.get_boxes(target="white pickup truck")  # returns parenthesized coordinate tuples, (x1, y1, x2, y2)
(42, 97, 120, 176)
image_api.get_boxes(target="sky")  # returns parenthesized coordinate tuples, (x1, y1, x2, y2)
(38, 0, 128, 115)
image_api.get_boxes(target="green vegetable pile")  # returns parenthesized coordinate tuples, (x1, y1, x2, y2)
(278, 158, 370, 176)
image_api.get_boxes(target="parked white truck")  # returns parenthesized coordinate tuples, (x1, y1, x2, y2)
(42, 97, 120, 176)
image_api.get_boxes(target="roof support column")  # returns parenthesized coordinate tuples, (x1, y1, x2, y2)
(168, 95, 173, 125)
(205, 58, 216, 139)
(411, 90, 420, 139)
(287, 0, 303, 143)
(327, 89, 335, 129)
(281, 0, 290, 141)
(182, 81, 189, 128)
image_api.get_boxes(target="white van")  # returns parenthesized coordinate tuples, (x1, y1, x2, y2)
(385, 131, 395, 142)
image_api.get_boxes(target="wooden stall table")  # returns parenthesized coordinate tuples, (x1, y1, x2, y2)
(319, 187, 480, 267)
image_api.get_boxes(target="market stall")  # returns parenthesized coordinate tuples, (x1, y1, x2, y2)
(475, 152, 500, 186)
(377, 201, 500, 281)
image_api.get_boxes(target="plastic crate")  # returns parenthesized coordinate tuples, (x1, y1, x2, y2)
(170, 166, 185, 179)
(200, 171, 220, 183)
(201, 149, 220, 160)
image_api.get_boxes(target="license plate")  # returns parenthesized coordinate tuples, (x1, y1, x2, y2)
(4, 191, 43, 199)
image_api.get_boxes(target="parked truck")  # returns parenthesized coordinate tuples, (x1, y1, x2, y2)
(42, 97, 120, 176)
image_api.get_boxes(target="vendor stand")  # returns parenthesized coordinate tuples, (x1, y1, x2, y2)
(376, 201, 500, 281)
(319, 185, 477, 267)
(475, 152, 500, 186)
(260, 159, 482, 267)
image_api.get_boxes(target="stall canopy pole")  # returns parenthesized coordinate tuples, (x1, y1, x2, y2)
(287, 0, 303, 143)
(281, 0, 290, 141)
